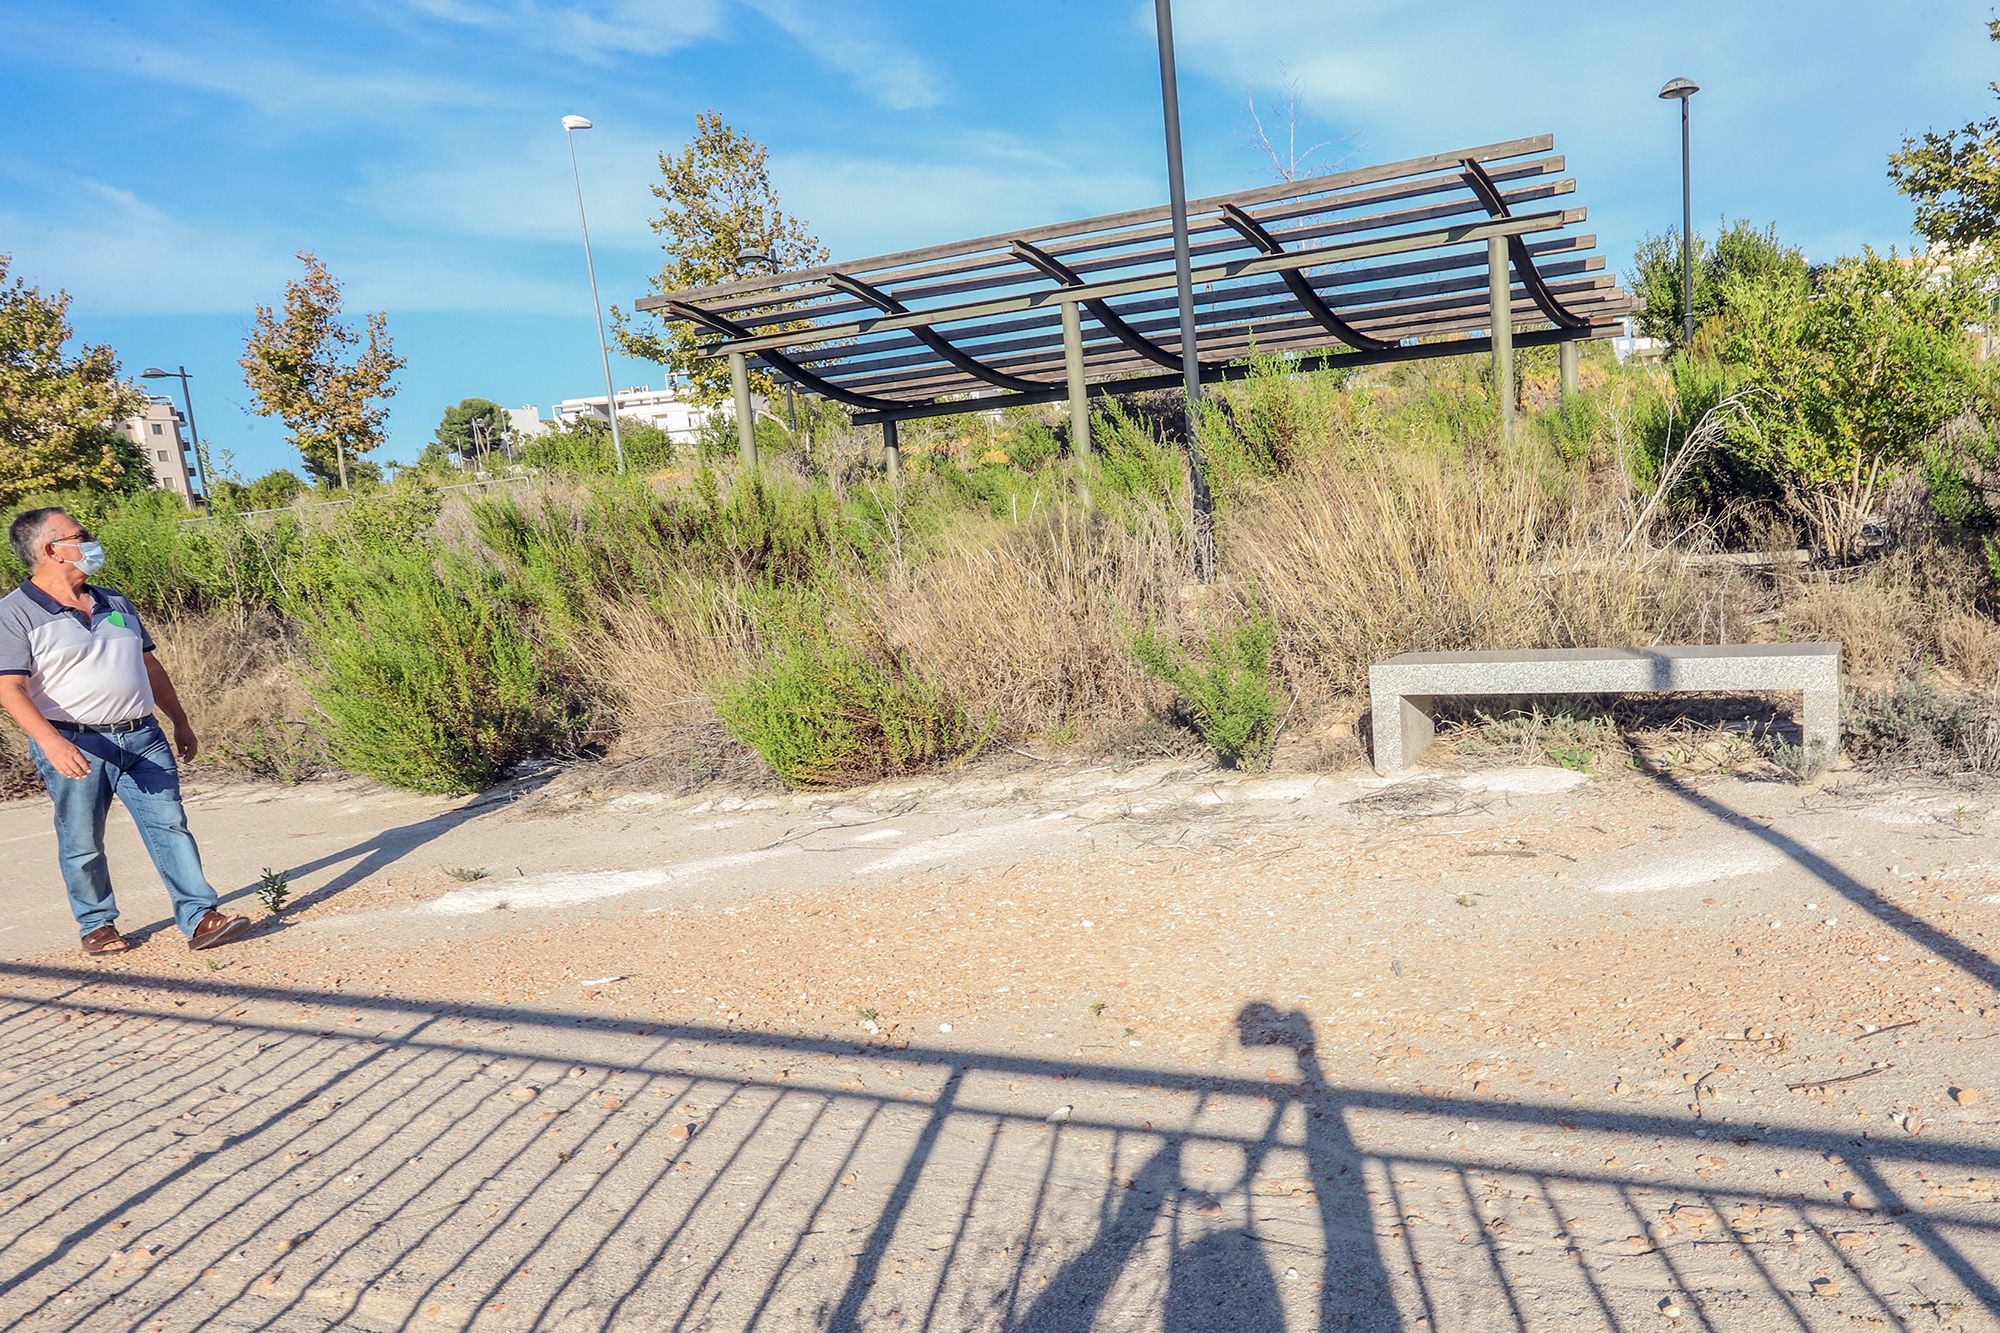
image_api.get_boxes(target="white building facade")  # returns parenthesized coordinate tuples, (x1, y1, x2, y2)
(547, 382, 742, 443)
(115, 397, 201, 502)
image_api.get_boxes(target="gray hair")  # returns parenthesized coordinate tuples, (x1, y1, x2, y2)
(7, 508, 66, 571)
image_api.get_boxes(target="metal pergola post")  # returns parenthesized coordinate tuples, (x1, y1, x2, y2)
(1488, 235, 1515, 436)
(882, 419, 901, 481)
(1558, 338, 1579, 401)
(729, 351, 757, 467)
(1061, 301, 1091, 461)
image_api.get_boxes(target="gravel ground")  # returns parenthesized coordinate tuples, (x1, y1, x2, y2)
(1, 755, 1998, 1330)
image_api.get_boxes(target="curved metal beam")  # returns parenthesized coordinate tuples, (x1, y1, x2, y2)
(1216, 204, 1394, 352)
(1007, 240, 1189, 372)
(825, 272, 1053, 393)
(1456, 159, 1591, 330)
(660, 300, 910, 412)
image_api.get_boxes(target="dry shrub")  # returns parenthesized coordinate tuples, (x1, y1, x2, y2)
(1935, 607, 2000, 699)
(0, 727, 35, 800)
(1224, 447, 1715, 701)
(871, 504, 1183, 741)
(570, 575, 758, 745)
(1773, 544, 1995, 687)
(150, 609, 326, 782)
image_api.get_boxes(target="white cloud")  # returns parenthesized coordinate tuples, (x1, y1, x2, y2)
(1, 170, 591, 318)
(349, 120, 666, 252)
(774, 136, 1155, 259)
(0, 179, 294, 317)
(397, 0, 729, 60)
(12, 13, 497, 118)
(743, 0, 943, 111)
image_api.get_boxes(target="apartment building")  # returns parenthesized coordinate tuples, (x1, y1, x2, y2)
(115, 396, 201, 502)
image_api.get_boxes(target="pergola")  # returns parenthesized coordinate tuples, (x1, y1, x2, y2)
(634, 135, 1635, 472)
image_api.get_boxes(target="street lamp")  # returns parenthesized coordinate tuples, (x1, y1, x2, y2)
(734, 249, 801, 445)
(1658, 76, 1700, 348)
(1151, 0, 1215, 577)
(561, 113, 628, 476)
(139, 365, 208, 504)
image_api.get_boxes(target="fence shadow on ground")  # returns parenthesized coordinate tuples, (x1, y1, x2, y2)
(1, 965, 1996, 1330)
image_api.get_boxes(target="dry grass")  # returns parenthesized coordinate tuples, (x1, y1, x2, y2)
(870, 504, 1185, 743)
(569, 575, 758, 749)
(151, 609, 326, 783)
(1223, 445, 1724, 704)
(1773, 543, 1999, 688)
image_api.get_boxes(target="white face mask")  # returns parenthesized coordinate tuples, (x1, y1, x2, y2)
(55, 537, 106, 576)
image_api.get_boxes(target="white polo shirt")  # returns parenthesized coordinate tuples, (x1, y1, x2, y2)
(0, 583, 157, 726)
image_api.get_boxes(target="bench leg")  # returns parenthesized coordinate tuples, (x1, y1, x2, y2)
(1371, 692, 1434, 775)
(1802, 686, 1840, 763)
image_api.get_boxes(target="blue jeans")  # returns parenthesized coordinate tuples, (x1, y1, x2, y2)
(27, 718, 220, 938)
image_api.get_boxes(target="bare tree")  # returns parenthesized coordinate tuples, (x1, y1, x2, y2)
(1241, 77, 1348, 183)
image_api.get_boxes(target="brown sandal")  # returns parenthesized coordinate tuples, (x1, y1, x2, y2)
(188, 910, 249, 951)
(81, 925, 131, 955)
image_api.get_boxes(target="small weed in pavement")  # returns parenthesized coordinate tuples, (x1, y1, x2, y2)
(446, 866, 490, 882)
(256, 867, 291, 916)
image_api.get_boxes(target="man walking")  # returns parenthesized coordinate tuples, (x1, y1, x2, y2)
(0, 507, 249, 954)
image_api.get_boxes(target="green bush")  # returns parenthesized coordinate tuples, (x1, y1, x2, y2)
(1130, 613, 1282, 770)
(715, 632, 986, 787)
(288, 549, 562, 793)
(522, 416, 680, 475)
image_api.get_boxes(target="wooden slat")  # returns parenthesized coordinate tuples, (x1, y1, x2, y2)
(778, 234, 1600, 374)
(716, 211, 1582, 359)
(634, 135, 1553, 311)
(696, 155, 1570, 323)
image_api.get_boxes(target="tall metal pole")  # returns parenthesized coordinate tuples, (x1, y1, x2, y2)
(564, 121, 627, 476)
(1679, 95, 1695, 348)
(1152, 0, 1214, 575)
(169, 367, 207, 502)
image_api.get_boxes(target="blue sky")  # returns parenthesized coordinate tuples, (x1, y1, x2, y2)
(2, 0, 1994, 478)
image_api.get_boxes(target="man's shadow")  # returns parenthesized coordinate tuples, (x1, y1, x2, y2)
(1011, 1003, 1398, 1332)
(121, 769, 557, 943)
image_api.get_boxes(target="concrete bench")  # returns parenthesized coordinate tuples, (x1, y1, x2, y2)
(1367, 643, 1841, 774)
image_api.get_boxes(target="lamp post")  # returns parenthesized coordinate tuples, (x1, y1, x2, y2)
(735, 250, 801, 446)
(561, 114, 628, 476)
(1151, 0, 1214, 576)
(139, 365, 208, 505)
(1658, 77, 1700, 348)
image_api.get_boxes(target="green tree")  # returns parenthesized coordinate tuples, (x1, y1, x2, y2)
(615, 111, 827, 406)
(434, 397, 513, 469)
(240, 468, 308, 510)
(1628, 221, 1806, 352)
(240, 252, 405, 489)
(1889, 19, 2000, 250)
(1708, 248, 1990, 556)
(0, 254, 147, 508)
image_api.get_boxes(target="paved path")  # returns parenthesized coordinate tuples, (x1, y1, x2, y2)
(2, 760, 1999, 1329)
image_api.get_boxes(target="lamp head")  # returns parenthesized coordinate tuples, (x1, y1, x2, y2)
(561, 114, 593, 131)
(736, 250, 776, 271)
(140, 366, 170, 378)
(1658, 77, 1699, 101)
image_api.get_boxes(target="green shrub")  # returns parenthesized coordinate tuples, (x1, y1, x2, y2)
(1130, 613, 1282, 770)
(522, 416, 682, 475)
(1845, 673, 1984, 757)
(715, 632, 986, 787)
(288, 549, 562, 793)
